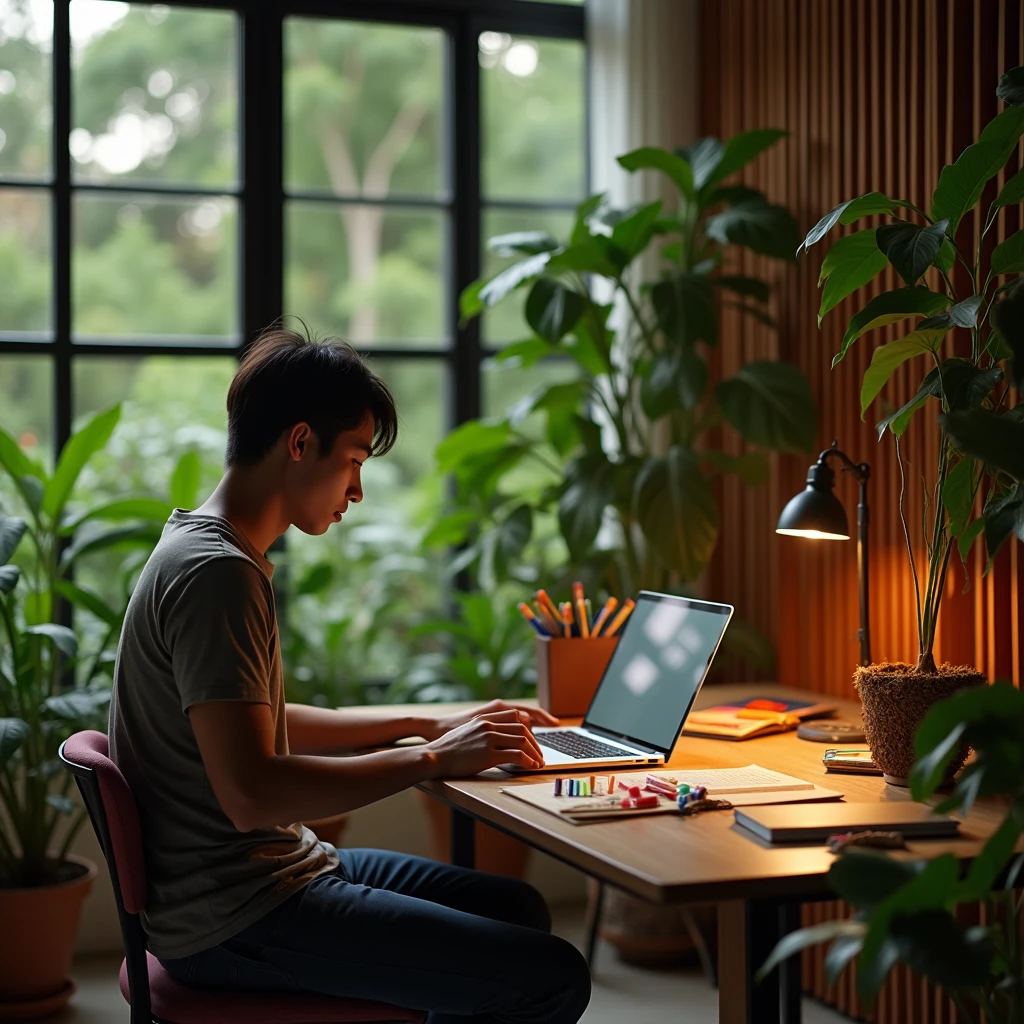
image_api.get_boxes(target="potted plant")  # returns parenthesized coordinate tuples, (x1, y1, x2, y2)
(795, 66, 1024, 783)
(0, 407, 171, 1017)
(432, 132, 816, 662)
(761, 678, 1024, 1021)
(430, 132, 817, 961)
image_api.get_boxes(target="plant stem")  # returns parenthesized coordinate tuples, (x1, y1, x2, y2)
(895, 436, 924, 646)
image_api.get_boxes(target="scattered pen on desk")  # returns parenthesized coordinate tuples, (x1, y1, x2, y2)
(603, 598, 635, 638)
(590, 597, 618, 638)
(517, 602, 552, 637)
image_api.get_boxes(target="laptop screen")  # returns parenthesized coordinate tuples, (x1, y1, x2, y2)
(583, 593, 733, 754)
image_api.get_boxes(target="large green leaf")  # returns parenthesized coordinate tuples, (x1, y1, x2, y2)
(0, 718, 29, 767)
(704, 201, 800, 260)
(676, 137, 723, 190)
(52, 579, 120, 627)
(875, 219, 948, 286)
(569, 192, 606, 245)
(757, 920, 867, 982)
(421, 510, 477, 549)
(295, 561, 333, 596)
(477, 252, 553, 309)
(830, 851, 925, 910)
(634, 447, 718, 580)
(42, 405, 121, 521)
(63, 497, 174, 535)
(436, 421, 514, 473)
(817, 230, 888, 323)
(993, 281, 1024, 389)
(0, 427, 45, 485)
(558, 455, 617, 560)
(59, 522, 163, 568)
(997, 66, 1024, 105)
(25, 623, 78, 659)
(860, 331, 944, 415)
(706, 128, 787, 187)
(941, 409, 1024, 479)
(0, 515, 27, 565)
(797, 192, 901, 255)
(617, 147, 695, 201)
(941, 457, 975, 538)
(994, 167, 1024, 209)
(982, 483, 1024, 558)
(170, 451, 201, 510)
(608, 200, 662, 258)
(0, 564, 20, 594)
(886, 910, 992, 992)
(716, 361, 817, 454)
(991, 229, 1024, 275)
(525, 278, 587, 343)
(917, 294, 983, 332)
(486, 231, 561, 257)
(651, 276, 717, 346)
(699, 450, 769, 484)
(834, 287, 948, 367)
(641, 349, 708, 418)
(43, 690, 110, 720)
(959, 813, 1022, 900)
(931, 143, 1014, 235)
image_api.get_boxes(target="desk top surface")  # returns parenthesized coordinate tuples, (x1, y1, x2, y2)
(349, 684, 1005, 904)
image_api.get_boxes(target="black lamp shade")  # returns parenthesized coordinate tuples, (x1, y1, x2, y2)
(776, 460, 850, 540)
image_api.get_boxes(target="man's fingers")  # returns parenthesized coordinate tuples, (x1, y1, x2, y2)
(494, 748, 543, 769)
(474, 709, 531, 725)
(529, 708, 560, 726)
(485, 723, 544, 761)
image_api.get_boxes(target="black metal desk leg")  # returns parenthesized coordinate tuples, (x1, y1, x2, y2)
(450, 808, 475, 869)
(745, 898, 801, 1024)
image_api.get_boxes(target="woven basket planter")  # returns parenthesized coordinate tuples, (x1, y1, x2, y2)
(854, 662, 985, 785)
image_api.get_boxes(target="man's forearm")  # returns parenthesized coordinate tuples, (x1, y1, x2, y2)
(234, 744, 439, 831)
(285, 703, 440, 754)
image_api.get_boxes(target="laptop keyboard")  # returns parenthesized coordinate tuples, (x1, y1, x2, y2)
(536, 731, 632, 759)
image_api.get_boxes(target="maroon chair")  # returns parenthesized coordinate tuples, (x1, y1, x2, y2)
(60, 731, 426, 1024)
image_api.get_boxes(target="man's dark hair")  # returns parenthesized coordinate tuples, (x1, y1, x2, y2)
(225, 322, 398, 466)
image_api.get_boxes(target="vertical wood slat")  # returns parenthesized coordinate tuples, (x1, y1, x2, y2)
(701, 1, 1024, 1020)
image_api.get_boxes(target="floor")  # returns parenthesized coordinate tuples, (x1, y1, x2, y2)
(56, 906, 850, 1024)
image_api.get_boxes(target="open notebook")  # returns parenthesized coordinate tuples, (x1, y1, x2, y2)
(501, 764, 842, 824)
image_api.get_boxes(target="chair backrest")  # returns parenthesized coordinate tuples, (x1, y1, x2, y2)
(60, 730, 152, 1022)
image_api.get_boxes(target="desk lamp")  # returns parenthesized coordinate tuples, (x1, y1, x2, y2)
(776, 442, 872, 667)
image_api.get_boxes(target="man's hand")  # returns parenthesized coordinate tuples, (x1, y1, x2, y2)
(424, 709, 548, 777)
(429, 699, 559, 741)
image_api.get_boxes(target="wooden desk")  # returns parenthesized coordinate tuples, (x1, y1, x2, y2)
(353, 685, 1005, 1024)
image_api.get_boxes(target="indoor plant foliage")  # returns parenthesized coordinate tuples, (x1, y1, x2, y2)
(763, 682, 1024, 1022)
(797, 67, 1024, 782)
(433, 132, 817, 609)
(0, 407, 174, 1007)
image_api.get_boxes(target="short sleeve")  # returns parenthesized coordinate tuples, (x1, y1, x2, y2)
(165, 557, 275, 713)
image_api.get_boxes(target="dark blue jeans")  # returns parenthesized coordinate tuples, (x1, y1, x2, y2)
(159, 848, 591, 1024)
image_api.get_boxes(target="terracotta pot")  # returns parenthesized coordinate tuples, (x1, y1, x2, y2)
(0, 855, 97, 1019)
(855, 662, 985, 786)
(416, 791, 531, 878)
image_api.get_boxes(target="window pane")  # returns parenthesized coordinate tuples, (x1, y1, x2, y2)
(0, 0, 52, 180)
(0, 354, 51, 475)
(70, 2, 237, 187)
(277, 358, 446, 706)
(286, 200, 444, 348)
(480, 35, 584, 202)
(284, 19, 443, 199)
(0, 187, 50, 334)
(481, 206, 573, 345)
(73, 193, 237, 341)
(483, 355, 579, 425)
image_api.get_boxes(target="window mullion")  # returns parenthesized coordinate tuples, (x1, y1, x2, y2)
(53, 0, 72, 455)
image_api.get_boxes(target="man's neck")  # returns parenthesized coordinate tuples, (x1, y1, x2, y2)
(192, 465, 288, 557)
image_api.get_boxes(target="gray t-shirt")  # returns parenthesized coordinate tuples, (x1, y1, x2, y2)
(109, 510, 338, 959)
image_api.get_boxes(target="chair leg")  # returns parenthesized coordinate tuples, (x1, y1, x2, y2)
(583, 881, 605, 967)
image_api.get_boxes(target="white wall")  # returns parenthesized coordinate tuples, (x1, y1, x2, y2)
(73, 785, 586, 956)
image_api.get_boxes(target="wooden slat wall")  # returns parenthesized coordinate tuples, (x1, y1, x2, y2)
(701, 2, 1023, 1020)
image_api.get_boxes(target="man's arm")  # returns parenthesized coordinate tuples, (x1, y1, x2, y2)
(190, 700, 546, 831)
(285, 703, 441, 754)
(286, 699, 560, 755)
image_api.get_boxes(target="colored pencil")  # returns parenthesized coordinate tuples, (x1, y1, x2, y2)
(590, 597, 618, 637)
(602, 598, 635, 638)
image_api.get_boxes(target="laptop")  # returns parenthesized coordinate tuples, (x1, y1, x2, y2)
(502, 591, 734, 773)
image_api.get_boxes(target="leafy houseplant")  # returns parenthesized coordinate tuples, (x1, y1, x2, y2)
(795, 67, 1024, 782)
(763, 681, 1024, 1022)
(431, 132, 817, 618)
(0, 406, 173, 1011)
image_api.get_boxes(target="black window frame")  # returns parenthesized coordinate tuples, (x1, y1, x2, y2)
(0, 0, 588, 458)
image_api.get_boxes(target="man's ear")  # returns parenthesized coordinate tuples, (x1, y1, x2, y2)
(287, 423, 312, 461)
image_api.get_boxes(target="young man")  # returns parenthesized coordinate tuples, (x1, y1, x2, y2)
(109, 326, 591, 1023)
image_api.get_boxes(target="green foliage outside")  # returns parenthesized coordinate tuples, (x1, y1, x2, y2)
(799, 66, 1024, 674)
(0, 3, 587, 706)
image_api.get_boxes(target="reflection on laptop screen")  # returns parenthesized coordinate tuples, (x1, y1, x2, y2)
(584, 595, 732, 752)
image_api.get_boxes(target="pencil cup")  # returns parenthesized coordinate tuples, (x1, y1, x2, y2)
(535, 635, 619, 717)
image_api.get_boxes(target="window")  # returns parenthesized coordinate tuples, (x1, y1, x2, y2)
(0, 0, 586, 701)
